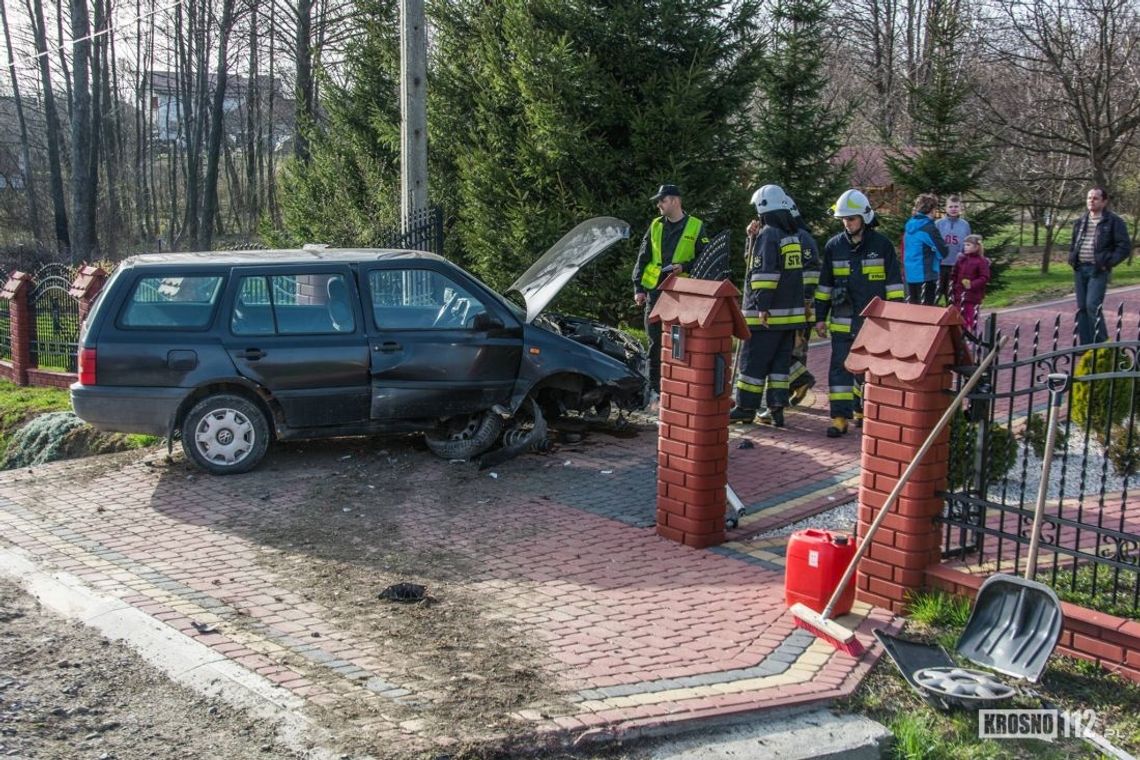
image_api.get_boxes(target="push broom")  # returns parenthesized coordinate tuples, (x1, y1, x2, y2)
(790, 334, 1007, 657)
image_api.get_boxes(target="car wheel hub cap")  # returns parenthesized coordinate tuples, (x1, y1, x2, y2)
(196, 409, 253, 464)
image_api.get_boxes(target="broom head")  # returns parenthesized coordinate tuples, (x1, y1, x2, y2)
(790, 602, 866, 658)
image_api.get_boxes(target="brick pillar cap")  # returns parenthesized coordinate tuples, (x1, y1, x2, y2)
(648, 277, 750, 339)
(846, 297, 964, 381)
(69, 266, 108, 299)
(1, 271, 31, 300)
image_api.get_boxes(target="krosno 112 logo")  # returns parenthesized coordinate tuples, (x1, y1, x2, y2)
(978, 709, 1107, 741)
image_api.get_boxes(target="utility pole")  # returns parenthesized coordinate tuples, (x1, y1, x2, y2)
(400, 0, 428, 228)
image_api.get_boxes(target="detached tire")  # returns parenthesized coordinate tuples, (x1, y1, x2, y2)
(181, 394, 270, 474)
(423, 411, 503, 460)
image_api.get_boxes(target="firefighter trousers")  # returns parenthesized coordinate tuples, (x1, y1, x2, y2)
(736, 328, 794, 411)
(827, 332, 862, 419)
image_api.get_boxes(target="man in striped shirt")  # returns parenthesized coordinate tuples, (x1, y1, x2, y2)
(1068, 186, 1132, 344)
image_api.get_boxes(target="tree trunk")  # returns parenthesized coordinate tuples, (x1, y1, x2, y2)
(197, 0, 236, 250)
(245, 7, 259, 232)
(70, 0, 98, 263)
(25, 0, 70, 254)
(0, 0, 44, 242)
(1042, 224, 1056, 274)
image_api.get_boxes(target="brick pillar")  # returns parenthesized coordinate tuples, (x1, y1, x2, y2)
(649, 277, 750, 548)
(1, 271, 34, 386)
(69, 265, 108, 323)
(844, 299, 964, 614)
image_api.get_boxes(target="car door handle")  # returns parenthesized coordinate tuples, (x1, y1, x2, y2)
(237, 348, 266, 360)
(375, 341, 402, 353)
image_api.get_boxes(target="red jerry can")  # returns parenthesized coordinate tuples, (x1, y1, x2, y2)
(785, 529, 856, 615)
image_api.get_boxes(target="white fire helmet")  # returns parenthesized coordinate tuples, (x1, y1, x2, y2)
(832, 188, 874, 224)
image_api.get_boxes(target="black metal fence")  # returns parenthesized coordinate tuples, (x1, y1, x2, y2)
(0, 299, 9, 362)
(373, 206, 445, 255)
(28, 263, 79, 373)
(939, 308, 1140, 618)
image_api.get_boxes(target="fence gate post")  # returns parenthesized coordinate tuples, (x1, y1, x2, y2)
(845, 299, 965, 613)
(1, 271, 34, 386)
(70, 265, 108, 323)
(649, 276, 750, 548)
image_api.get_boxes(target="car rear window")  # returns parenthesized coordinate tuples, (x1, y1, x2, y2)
(119, 275, 224, 329)
(232, 273, 355, 335)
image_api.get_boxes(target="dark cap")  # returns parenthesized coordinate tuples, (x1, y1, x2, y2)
(650, 184, 681, 201)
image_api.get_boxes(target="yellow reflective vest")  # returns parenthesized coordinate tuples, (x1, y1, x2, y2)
(639, 215, 703, 289)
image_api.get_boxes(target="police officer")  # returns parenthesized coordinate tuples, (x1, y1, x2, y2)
(633, 184, 711, 398)
(730, 185, 806, 427)
(815, 189, 905, 438)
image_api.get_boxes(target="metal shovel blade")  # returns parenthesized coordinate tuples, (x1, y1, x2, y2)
(956, 573, 1064, 683)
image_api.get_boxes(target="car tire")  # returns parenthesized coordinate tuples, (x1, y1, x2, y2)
(181, 394, 270, 474)
(423, 411, 503, 460)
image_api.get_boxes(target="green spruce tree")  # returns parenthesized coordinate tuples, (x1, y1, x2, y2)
(431, 0, 766, 323)
(750, 0, 851, 230)
(272, 0, 403, 246)
(884, 8, 1012, 293)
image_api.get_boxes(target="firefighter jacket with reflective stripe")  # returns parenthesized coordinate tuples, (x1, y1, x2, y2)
(815, 228, 904, 333)
(743, 225, 807, 331)
(635, 215, 706, 291)
(799, 228, 821, 301)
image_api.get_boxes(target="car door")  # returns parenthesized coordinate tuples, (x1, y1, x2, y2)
(362, 263, 523, 420)
(222, 265, 370, 428)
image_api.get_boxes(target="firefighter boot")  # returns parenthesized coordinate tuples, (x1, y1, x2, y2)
(854, 411, 864, 428)
(789, 375, 816, 407)
(826, 416, 849, 438)
(757, 406, 786, 428)
(729, 406, 756, 424)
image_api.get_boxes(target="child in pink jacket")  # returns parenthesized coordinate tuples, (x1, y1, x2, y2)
(951, 234, 990, 332)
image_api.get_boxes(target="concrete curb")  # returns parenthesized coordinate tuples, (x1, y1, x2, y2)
(0, 547, 335, 759)
(645, 707, 892, 759)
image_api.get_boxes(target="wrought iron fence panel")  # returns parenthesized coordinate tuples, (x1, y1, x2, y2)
(29, 265, 79, 373)
(370, 206, 445, 255)
(939, 307, 1140, 616)
(0, 299, 9, 362)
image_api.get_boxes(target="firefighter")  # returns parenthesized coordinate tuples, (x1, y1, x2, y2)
(756, 200, 819, 423)
(730, 185, 806, 427)
(814, 189, 905, 438)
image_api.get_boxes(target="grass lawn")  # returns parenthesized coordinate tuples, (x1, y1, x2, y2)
(0, 380, 156, 465)
(837, 590, 1140, 759)
(0, 381, 72, 461)
(986, 260, 1140, 309)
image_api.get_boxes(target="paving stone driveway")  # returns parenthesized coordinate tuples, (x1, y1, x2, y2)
(0, 412, 893, 755)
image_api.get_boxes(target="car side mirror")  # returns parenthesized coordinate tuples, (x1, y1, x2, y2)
(471, 312, 503, 331)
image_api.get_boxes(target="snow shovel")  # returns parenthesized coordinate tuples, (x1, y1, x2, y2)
(791, 335, 1008, 656)
(955, 373, 1068, 682)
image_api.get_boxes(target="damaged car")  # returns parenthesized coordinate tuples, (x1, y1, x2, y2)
(71, 217, 649, 474)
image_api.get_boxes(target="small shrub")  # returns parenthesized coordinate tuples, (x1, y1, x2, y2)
(1070, 346, 1140, 476)
(1070, 346, 1140, 435)
(948, 410, 1017, 491)
(1022, 412, 1068, 458)
(3, 411, 86, 468)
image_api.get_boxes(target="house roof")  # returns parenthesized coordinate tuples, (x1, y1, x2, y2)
(648, 276, 750, 339)
(846, 298, 963, 382)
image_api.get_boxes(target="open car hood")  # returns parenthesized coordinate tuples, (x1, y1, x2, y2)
(508, 217, 630, 323)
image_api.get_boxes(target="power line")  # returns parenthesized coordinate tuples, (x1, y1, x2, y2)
(3, 0, 184, 72)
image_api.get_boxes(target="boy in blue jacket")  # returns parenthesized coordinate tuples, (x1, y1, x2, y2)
(903, 194, 949, 305)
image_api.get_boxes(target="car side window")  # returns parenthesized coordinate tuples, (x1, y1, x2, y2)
(231, 273, 355, 336)
(120, 275, 224, 329)
(369, 269, 486, 329)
